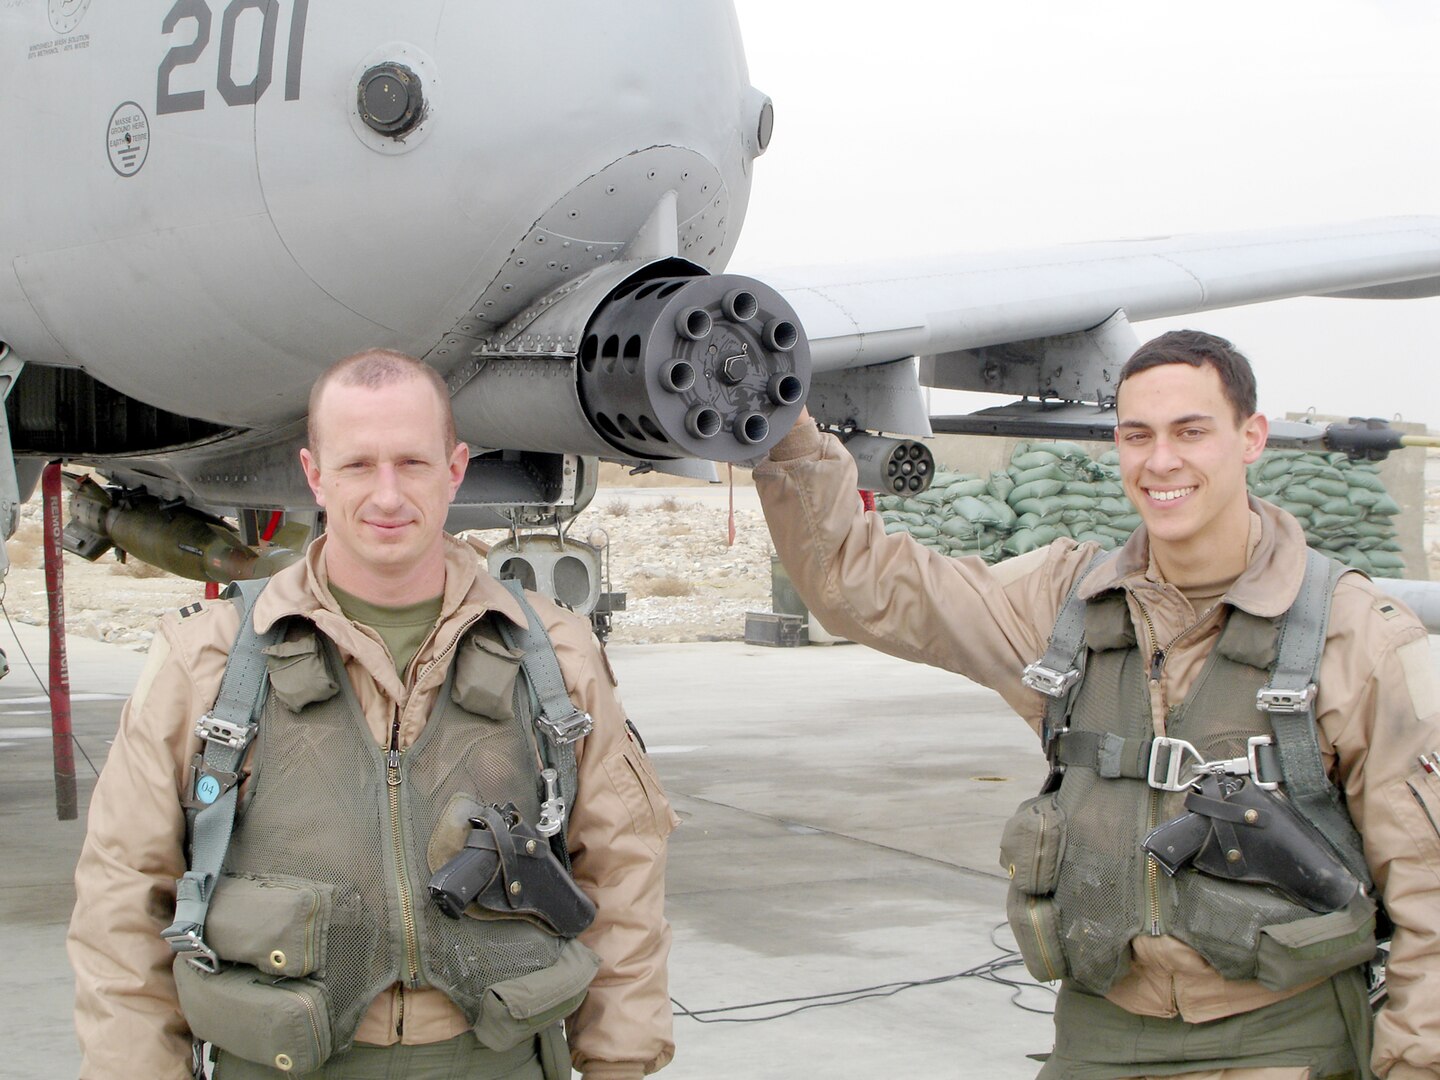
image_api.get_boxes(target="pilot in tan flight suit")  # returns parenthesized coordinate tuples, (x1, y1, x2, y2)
(756, 330, 1440, 1079)
(69, 349, 677, 1080)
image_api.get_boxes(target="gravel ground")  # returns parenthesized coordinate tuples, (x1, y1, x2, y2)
(0, 485, 778, 651)
(2, 454, 1436, 655)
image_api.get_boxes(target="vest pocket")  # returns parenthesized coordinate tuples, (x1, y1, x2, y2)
(173, 957, 333, 1073)
(999, 791, 1067, 895)
(1254, 897, 1377, 991)
(1006, 891, 1070, 983)
(452, 633, 524, 720)
(205, 874, 333, 978)
(472, 937, 602, 1051)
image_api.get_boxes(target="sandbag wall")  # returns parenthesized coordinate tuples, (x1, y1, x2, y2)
(875, 443, 1405, 577)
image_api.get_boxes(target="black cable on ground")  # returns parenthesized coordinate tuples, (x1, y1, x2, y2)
(672, 924, 1056, 1024)
(1, 592, 102, 777)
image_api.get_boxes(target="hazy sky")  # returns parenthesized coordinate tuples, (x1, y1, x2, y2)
(727, 1, 1440, 425)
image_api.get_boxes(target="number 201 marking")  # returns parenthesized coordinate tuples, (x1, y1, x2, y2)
(156, 0, 309, 115)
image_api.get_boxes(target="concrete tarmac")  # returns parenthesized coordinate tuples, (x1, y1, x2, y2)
(12, 616, 1431, 1078)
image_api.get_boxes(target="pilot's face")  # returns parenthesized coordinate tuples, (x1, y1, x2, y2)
(300, 376, 467, 591)
(1114, 362, 1266, 570)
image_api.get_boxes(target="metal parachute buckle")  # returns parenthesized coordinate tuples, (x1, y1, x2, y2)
(1147, 735, 1280, 792)
(163, 926, 220, 973)
(537, 708, 592, 746)
(193, 711, 253, 750)
(1146, 737, 1207, 792)
(1256, 683, 1317, 714)
(1021, 660, 1080, 699)
(1192, 736, 1281, 791)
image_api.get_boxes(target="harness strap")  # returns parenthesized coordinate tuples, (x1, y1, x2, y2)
(1259, 549, 1370, 883)
(1053, 730, 1285, 785)
(495, 580, 591, 864)
(163, 579, 282, 969)
(1029, 549, 1118, 758)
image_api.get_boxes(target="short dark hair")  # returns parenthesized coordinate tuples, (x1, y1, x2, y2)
(1117, 330, 1257, 423)
(307, 348, 456, 457)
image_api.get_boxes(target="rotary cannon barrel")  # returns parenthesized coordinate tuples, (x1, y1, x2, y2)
(574, 273, 809, 461)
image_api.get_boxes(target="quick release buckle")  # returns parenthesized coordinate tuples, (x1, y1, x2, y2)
(1192, 736, 1281, 791)
(163, 927, 220, 973)
(1255, 683, 1317, 714)
(194, 712, 253, 750)
(1021, 661, 1081, 699)
(1147, 736, 1206, 792)
(538, 709, 593, 746)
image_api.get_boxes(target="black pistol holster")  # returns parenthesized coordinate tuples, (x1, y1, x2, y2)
(1144, 773, 1363, 913)
(428, 803, 597, 936)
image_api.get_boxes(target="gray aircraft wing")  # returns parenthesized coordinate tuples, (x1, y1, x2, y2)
(745, 216, 1440, 435)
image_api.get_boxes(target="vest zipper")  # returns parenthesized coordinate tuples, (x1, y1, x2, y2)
(1134, 599, 1166, 936)
(1024, 896, 1062, 982)
(1132, 592, 1226, 938)
(275, 981, 324, 1057)
(385, 612, 483, 998)
(387, 717, 422, 989)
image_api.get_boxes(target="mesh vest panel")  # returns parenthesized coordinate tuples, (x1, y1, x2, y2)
(222, 621, 564, 1051)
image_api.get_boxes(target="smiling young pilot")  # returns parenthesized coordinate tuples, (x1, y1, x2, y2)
(757, 330, 1440, 1079)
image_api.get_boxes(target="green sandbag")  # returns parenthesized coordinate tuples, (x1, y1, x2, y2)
(1279, 486, 1328, 508)
(883, 521, 911, 535)
(1055, 493, 1096, 511)
(912, 489, 947, 507)
(1073, 530, 1115, 549)
(1012, 449, 1063, 471)
(1012, 496, 1065, 518)
(1368, 494, 1400, 517)
(1344, 470, 1387, 493)
(944, 477, 989, 500)
(939, 517, 980, 540)
(1367, 550, 1406, 571)
(1011, 463, 1068, 488)
(1307, 476, 1351, 499)
(978, 494, 1017, 528)
(1092, 481, 1124, 498)
(908, 524, 939, 539)
(951, 495, 995, 523)
(1014, 511, 1043, 531)
(987, 471, 1016, 501)
(1094, 523, 1134, 542)
(1042, 440, 1094, 460)
(1060, 509, 1095, 527)
(1096, 496, 1133, 516)
(1010, 478, 1065, 503)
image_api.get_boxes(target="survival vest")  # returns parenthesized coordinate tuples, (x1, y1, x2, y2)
(162, 578, 598, 1071)
(1002, 549, 1379, 993)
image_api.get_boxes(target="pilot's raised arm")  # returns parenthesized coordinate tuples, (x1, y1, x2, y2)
(755, 331, 1440, 1079)
(754, 405, 1093, 734)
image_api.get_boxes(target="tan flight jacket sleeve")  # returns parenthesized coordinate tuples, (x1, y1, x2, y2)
(754, 415, 1094, 733)
(68, 602, 236, 1080)
(545, 609, 678, 1080)
(1320, 581, 1440, 1080)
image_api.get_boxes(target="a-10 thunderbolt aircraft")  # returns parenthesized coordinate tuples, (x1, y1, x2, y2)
(3, 0, 1440, 626)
